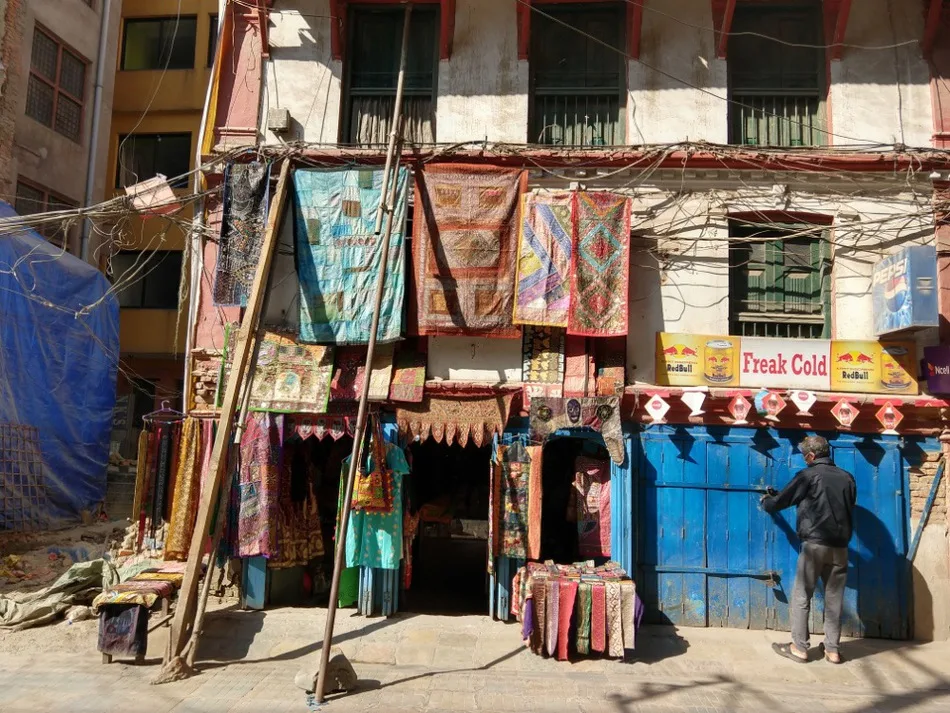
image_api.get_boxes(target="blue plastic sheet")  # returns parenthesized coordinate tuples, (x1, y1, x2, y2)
(0, 201, 119, 529)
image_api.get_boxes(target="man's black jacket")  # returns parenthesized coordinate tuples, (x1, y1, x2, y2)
(761, 456, 857, 548)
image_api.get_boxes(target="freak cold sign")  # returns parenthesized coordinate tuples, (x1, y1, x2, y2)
(738, 337, 831, 391)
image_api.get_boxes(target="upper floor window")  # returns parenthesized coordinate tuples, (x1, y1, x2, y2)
(529, 3, 625, 147)
(110, 250, 183, 309)
(343, 6, 438, 146)
(116, 133, 192, 189)
(14, 180, 78, 252)
(208, 15, 219, 68)
(728, 220, 830, 339)
(26, 27, 87, 142)
(728, 3, 824, 147)
(122, 16, 198, 70)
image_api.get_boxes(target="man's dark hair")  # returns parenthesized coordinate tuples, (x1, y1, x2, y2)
(799, 435, 830, 459)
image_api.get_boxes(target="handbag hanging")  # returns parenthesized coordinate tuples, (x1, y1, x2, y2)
(350, 416, 394, 514)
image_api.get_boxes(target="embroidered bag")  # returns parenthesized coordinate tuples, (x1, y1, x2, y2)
(350, 416, 394, 513)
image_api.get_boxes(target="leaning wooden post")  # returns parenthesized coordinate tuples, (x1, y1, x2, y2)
(313, 5, 412, 703)
(160, 158, 293, 672)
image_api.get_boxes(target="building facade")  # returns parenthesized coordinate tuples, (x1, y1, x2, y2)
(192, 0, 950, 640)
(0, 0, 120, 256)
(108, 0, 221, 454)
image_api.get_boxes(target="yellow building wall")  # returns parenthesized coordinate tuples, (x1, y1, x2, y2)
(110, 1, 217, 359)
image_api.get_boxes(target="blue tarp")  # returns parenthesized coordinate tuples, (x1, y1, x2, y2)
(0, 201, 119, 529)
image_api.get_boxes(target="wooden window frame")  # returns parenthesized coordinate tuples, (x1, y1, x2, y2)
(208, 14, 219, 68)
(120, 15, 199, 71)
(110, 249, 184, 310)
(341, 3, 441, 146)
(26, 26, 88, 143)
(14, 178, 80, 251)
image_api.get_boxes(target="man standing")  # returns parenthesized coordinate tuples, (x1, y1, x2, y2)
(761, 435, 857, 665)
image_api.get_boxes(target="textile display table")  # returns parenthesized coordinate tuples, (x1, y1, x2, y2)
(92, 566, 186, 664)
(513, 561, 643, 661)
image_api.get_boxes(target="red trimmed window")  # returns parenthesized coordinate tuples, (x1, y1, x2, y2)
(25, 27, 87, 143)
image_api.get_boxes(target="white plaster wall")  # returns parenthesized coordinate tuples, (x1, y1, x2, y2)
(262, 0, 342, 144)
(629, 0, 727, 145)
(436, 0, 527, 144)
(831, 0, 933, 147)
(426, 336, 522, 383)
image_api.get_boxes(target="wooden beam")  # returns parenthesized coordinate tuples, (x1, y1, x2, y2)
(163, 158, 292, 664)
(627, 0, 644, 60)
(923, 0, 945, 60)
(826, 0, 852, 61)
(716, 0, 736, 60)
(517, 1, 531, 61)
(330, 0, 345, 61)
(440, 0, 455, 59)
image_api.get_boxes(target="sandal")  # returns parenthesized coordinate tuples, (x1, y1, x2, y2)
(818, 643, 844, 665)
(771, 642, 808, 663)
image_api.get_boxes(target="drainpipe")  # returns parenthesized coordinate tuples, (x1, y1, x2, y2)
(80, 0, 112, 263)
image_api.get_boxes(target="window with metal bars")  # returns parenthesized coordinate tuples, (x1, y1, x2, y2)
(727, 3, 824, 147)
(25, 27, 87, 143)
(529, 3, 625, 147)
(728, 221, 831, 339)
(14, 180, 79, 252)
(343, 6, 439, 146)
(122, 16, 198, 71)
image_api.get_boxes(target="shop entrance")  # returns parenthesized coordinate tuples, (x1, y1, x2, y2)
(540, 437, 613, 565)
(405, 440, 492, 614)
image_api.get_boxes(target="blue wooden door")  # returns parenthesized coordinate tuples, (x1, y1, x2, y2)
(638, 426, 912, 638)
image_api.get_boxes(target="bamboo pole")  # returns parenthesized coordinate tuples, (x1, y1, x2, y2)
(313, 5, 412, 703)
(160, 158, 293, 673)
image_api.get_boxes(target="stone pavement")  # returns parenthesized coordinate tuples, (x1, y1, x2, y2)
(0, 605, 948, 713)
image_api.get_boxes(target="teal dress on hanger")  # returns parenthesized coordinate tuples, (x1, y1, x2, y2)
(343, 444, 410, 570)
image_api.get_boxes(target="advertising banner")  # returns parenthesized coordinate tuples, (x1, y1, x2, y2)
(656, 333, 918, 395)
(923, 345, 950, 394)
(872, 245, 938, 336)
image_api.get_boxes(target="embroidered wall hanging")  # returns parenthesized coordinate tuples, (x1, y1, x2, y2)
(529, 396, 624, 464)
(396, 393, 515, 447)
(513, 191, 574, 327)
(213, 162, 270, 307)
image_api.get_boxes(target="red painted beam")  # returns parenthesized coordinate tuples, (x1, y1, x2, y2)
(330, 0, 345, 61)
(715, 0, 736, 59)
(440, 0, 455, 60)
(518, 1, 531, 61)
(628, 0, 644, 60)
(923, 0, 944, 59)
(829, 0, 852, 61)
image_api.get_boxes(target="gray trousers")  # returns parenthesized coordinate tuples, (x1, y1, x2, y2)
(791, 542, 849, 654)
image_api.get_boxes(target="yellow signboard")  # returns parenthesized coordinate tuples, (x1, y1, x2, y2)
(655, 333, 740, 387)
(829, 340, 917, 395)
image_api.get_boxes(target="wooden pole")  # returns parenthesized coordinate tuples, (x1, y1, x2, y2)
(162, 158, 293, 667)
(314, 5, 412, 703)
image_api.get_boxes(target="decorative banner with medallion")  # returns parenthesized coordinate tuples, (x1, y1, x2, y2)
(529, 396, 623, 464)
(656, 333, 917, 395)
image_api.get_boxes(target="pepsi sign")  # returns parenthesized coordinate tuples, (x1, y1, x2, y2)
(872, 245, 937, 336)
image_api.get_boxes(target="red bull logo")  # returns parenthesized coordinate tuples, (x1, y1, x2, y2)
(856, 353, 874, 364)
(681, 347, 699, 357)
(836, 353, 853, 363)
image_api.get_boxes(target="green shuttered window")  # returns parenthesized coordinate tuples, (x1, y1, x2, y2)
(728, 4, 824, 147)
(728, 222, 831, 339)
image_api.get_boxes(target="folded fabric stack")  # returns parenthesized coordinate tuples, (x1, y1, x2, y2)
(513, 561, 643, 661)
(92, 567, 185, 612)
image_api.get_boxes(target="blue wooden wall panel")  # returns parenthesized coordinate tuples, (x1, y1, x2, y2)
(638, 425, 919, 639)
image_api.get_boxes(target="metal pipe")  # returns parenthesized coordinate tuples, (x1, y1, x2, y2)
(314, 5, 412, 704)
(80, 0, 112, 262)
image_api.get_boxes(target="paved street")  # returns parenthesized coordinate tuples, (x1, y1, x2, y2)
(1, 605, 949, 712)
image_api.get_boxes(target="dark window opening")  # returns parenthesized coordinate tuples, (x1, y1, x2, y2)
(122, 16, 198, 70)
(14, 180, 79, 251)
(111, 250, 184, 309)
(208, 15, 218, 68)
(116, 132, 192, 189)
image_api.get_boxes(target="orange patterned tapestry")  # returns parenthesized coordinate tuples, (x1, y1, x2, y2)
(395, 393, 515, 447)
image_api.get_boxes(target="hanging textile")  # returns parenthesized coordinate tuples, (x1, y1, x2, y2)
(164, 418, 203, 561)
(620, 580, 636, 650)
(488, 450, 502, 574)
(330, 346, 366, 402)
(513, 192, 574, 327)
(343, 443, 410, 570)
(395, 393, 515, 448)
(531, 578, 546, 654)
(237, 413, 283, 558)
(590, 582, 607, 653)
(350, 419, 394, 514)
(576, 582, 592, 655)
(606, 581, 624, 657)
(293, 167, 409, 344)
(530, 396, 624, 465)
(214, 162, 270, 307)
(249, 332, 335, 413)
(402, 510, 421, 589)
(285, 414, 354, 441)
(563, 335, 591, 397)
(130, 430, 149, 521)
(545, 578, 559, 657)
(151, 423, 174, 534)
(335, 472, 360, 607)
(568, 192, 631, 337)
(268, 440, 325, 569)
(557, 580, 578, 661)
(522, 326, 565, 386)
(570, 456, 611, 559)
(526, 445, 543, 561)
(595, 337, 627, 397)
(413, 164, 526, 337)
(500, 442, 531, 558)
(367, 343, 395, 402)
(388, 348, 427, 403)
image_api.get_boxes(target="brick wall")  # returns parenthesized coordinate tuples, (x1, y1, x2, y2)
(0, 0, 22, 197)
(909, 450, 947, 525)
